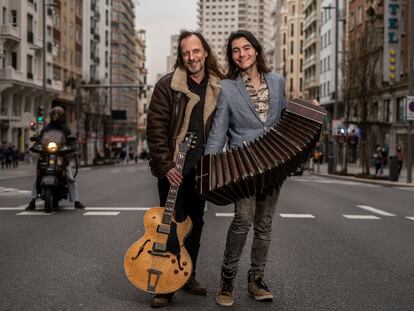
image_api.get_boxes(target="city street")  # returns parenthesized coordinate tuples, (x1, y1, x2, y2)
(1, 163, 414, 310)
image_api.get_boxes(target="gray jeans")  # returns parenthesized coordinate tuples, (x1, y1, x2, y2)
(31, 166, 79, 202)
(222, 187, 280, 277)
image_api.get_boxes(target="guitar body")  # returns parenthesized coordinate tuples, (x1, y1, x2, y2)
(124, 207, 193, 294)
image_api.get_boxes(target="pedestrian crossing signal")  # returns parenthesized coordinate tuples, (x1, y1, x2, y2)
(30, 121, 36, 131)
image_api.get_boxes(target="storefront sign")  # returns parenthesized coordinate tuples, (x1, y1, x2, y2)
(383, 0, 401, 82)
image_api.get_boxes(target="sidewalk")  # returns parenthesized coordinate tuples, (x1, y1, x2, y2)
(0, 162, 36, 180)
(308, 161, 414, 188)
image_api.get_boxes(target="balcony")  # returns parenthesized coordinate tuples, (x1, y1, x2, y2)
(0, 66, 24, 81)
(0, 24, 21, 43)
(27, 72, 34, 80)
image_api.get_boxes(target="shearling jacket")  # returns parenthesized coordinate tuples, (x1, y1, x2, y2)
(146, 67, 221, 177)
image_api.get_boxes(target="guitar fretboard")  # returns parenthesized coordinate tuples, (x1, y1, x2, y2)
(162, 151, 186, 225)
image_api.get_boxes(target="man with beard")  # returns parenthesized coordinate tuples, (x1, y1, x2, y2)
(146, 30, 224, 308)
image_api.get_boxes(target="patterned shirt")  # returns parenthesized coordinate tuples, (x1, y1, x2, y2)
(241, 72, 270, 123)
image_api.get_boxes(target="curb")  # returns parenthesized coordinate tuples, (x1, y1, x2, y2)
(310, 171, 414, 188)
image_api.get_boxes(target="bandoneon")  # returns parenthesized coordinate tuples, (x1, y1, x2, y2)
(196, 98, 327, 205)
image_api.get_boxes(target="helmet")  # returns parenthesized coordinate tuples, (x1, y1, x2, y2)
(49, 106, 65, 124)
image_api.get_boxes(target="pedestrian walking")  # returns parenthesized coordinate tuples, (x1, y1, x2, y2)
(395, 146, 404, 175)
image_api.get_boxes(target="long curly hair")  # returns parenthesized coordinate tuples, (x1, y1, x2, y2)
(225, 30, 270, 80)
(174, 30, 225, 80)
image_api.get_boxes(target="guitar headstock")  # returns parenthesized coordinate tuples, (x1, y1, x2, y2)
(179, 132, 197, 153)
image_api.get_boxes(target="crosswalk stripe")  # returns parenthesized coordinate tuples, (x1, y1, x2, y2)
(216, 213, 234, 217)
(356, 205, 396, 216)
(16, 211, 55, 216)
(83, 211, 120, 216)
(343, 215, 380, 220)
(279, 213, 315, 218)
(405, 217, 414, 221)
(85, 207, 150, 211)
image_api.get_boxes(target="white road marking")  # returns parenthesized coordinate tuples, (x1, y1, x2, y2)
(279, 213, 315, 218)
(0, 187, 31, 196)
(84, 207, 150, 211)
(343, 215, 380, 220)
(405, 217, 414, 221)
(83, 211, 120, 216)
(17, 211, 55, 216)
(216, 212, 234, 217)
(293, 178, 379, 187)
(394, 187, 414, 192)
(356, 205, 396, 216)
(110, 169, 120, 173)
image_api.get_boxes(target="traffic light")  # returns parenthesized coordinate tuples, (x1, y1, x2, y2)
(30, 121, 36, 131)
(37, 106, 44, 123)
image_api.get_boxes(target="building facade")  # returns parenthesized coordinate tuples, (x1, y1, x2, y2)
(0, 0, 60, 152)
(197, 0, 276, 67)
(273, 0, 304, 99)
(110, 0, 138, 156)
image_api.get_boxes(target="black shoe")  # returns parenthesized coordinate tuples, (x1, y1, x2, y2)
(74, 201, 85, 209)
(151, 293, 174, 308)
(183, 275, 207, 295)
(25, 200, 36, 211)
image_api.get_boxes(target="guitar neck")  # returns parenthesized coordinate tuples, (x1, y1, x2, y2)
(162, 150, 187, 225)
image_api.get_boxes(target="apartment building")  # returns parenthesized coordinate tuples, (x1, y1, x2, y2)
(80, 0, 111, 164)
(273, 0, 304, 99)
(110, 0, 137, 153)
(134, 29, 148, 152)
(0, 0, 60, 151)
(319, 0, 344, 112)
(302, 0, 320, 100)
(197, 0, 276, 67)
(166, 34, 178, 74)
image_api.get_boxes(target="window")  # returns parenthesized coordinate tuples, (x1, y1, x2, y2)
(383, 99, 390, 122)
(283, 32, 286, 44)
(27, 54, 33, 79)
(357, 6, 362, 24)
(300, 78, 302, 91)
(290, 41, 294, 54)
(290, 78, 293, 92)
(11, 52, 17, 69)
(11, 10, 17, 26)
(292, 4, 295, 14)
(290, 23, 294, 37)
(396, 97, 406, 122)
(290, 59, 293, 73)
(300, 59, 302, 72)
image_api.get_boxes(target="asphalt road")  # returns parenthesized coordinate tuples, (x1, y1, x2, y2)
(1, 163, 414, 310)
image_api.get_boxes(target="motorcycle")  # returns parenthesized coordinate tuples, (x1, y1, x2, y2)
(30, 130, 78, 213)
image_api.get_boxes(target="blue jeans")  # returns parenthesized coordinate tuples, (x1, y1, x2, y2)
(222, 187, 280, 277)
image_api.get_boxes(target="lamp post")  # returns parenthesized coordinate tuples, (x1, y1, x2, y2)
(323, 0, 340, 173)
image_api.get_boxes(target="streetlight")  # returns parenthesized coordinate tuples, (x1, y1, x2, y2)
(323, 0, 340, 173)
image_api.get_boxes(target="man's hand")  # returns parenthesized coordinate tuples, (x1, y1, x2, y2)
(165, 167, 183, 186)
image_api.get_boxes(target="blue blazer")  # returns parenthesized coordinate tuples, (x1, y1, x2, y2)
(205, 72, 287, 155)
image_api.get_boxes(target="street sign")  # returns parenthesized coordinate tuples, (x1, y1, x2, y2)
(407, 96, 414, 121)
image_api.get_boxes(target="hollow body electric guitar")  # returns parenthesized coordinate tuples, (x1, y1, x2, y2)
(124, 133, 195, 294)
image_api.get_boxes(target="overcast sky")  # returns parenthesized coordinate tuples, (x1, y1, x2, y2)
(135, 0, 197, 85)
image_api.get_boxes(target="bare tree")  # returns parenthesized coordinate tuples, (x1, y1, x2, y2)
(342, 20, 381, 175)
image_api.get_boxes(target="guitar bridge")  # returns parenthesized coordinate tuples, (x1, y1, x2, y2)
(147, 268, 163, 293)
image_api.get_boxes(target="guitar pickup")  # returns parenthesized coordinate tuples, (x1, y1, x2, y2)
(153, 242, 167, 252)
(157, 224, 171, 235)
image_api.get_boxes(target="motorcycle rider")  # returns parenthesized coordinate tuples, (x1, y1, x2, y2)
(26, 106, 85, 210)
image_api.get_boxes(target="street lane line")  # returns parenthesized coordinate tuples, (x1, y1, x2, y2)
(279, 213, 315, 218)
(216, 213, 234, 217)
(343, 215, 380, 220)
(84, 207, 150, 211)
(16, 211, 55, 216)
(405, 217, 414, 221)
(356, 205, 396, 216)
(1, 204, 27, 210)
(83, 211, 120, 216)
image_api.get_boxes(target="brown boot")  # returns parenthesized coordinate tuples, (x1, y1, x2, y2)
(151, 293, 174, 308)
(183, 274, 207, 295)
(215, 270, 236, 307)
(247, 272, 273, 301)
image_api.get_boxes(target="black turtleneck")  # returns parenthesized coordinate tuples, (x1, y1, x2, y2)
(183, 73, 208, 174)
